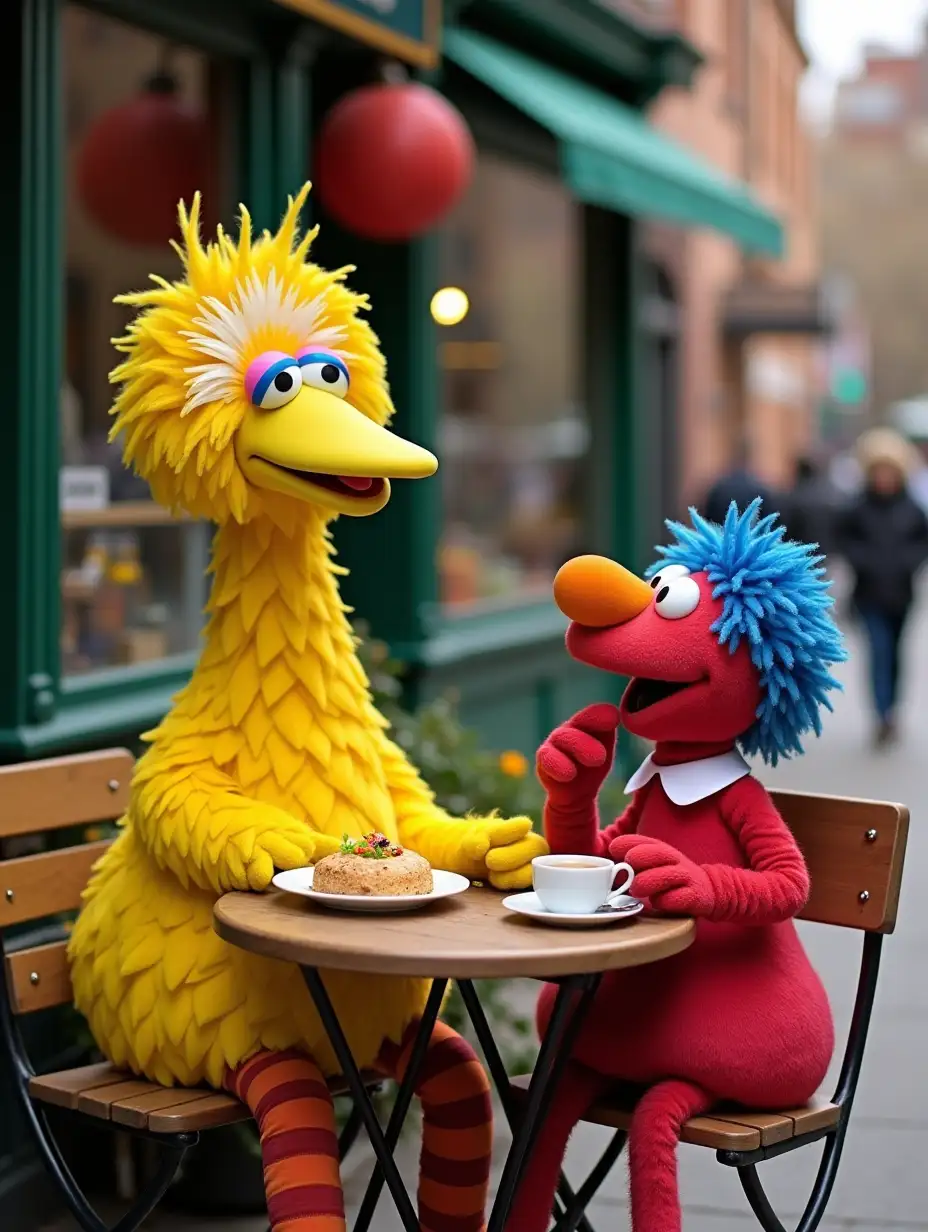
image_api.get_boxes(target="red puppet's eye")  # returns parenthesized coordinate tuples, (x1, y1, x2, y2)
(654, 575, 701, 620)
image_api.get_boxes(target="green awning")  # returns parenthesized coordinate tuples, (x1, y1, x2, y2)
(444, 28, 783, 257)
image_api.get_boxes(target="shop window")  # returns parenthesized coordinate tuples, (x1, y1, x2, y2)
(435, 153, 589, 612)
(60, 6, 234, 676)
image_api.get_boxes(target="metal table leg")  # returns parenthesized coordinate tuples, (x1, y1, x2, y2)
(300, 966, 443, 1232)
(459, 974, 602, 1232)
(353, 978, 448, 1232)
(457, 980, 596, 1232)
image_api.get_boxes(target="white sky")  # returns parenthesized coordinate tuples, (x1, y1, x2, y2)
(798, 0, 928, 123)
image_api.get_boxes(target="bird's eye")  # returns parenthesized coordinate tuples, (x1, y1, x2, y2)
(649, 564, 690, 591)
(654, 575, 701, 620)
(245, 351, 302, 411)
(297, 349, 350, 399)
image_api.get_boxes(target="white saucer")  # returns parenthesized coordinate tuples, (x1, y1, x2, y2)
(272, 866, 471, 913)
(501, 891, 644, 928)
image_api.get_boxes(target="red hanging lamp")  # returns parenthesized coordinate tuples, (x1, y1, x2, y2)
(315, 63, 475, 241)
(75, 50, 213, 247)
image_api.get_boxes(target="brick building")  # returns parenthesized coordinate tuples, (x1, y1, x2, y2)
(605, 0, 831, 514)
(834, 28, 928, 146)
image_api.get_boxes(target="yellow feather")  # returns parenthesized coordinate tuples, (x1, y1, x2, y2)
(120, 933, 163, 977)
(260, 658, 293, 708)
(229, 650, 261, 726)
(256, 605, 287, 667)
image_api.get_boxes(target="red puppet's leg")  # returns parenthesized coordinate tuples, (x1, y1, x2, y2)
(224, 1049, 345, 1232)
(377, 1020, 493, 1232)
(629, 1079, 711, 1232)
(504, 1059, 609, 1232)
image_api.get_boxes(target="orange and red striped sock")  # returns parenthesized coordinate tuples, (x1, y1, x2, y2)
(225, 1049, 345, 1232)
(378, 1020, 493, 1232)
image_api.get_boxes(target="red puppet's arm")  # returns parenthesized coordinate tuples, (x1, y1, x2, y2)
(536, 704, 631, 857)
(609, 777, 809, 924)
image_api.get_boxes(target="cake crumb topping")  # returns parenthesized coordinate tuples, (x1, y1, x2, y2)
(339, 832, 404, 859)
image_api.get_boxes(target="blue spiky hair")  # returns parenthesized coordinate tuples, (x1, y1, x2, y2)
(647, 500, 847, 766)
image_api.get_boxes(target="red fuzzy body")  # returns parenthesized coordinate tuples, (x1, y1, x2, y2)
(538, 774, 833, 1103)
(507, 569, 835, 1232)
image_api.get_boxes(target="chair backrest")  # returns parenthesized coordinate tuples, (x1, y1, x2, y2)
(0, 749, 133, 1015)
(770, 789, 908, 934)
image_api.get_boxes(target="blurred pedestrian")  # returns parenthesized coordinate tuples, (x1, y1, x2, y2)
(703, 442, 776, 525)
(837, 427, 928, 747)
(783, 455, 840, 554)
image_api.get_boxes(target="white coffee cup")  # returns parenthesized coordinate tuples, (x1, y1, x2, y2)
(531, 854, 635, 915)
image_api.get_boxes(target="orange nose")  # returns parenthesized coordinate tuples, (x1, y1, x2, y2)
(553, 555, 654, 627)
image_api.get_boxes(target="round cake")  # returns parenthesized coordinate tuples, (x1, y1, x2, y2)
(313, 833, 433, 896)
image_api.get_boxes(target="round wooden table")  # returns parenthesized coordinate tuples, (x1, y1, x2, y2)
(214, 887, 694, 1232)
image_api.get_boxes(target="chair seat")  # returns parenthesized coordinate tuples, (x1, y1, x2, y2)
(510, 1075, 840, 1152)
(30, 1062, 381, 1135)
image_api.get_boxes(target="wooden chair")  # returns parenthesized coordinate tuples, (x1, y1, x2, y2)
(0, 749, 372, 1232)
(510, 788, 910, 1232)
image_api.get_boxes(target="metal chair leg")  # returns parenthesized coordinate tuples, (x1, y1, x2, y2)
(30, 1106, 193, 1232)
(552, 1131, 627, 1232)
(107, 1138, 194, 1232)
(337, 1096, 366, 1162)
(737, 1118, 851, 1232)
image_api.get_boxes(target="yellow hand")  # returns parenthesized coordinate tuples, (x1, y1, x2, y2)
(240, 814, 338, 892)
(461, 817, 550, 891)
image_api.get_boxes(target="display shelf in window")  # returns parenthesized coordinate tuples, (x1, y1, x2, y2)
(434, 150, 592, 613)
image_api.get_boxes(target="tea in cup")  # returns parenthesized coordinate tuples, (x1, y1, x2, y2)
(531, 854, 635, 915)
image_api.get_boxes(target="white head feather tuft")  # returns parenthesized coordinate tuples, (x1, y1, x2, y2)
(179, 270, 348, 416)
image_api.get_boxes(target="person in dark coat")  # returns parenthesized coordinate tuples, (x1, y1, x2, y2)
(703, 445, 776, 526)
(783, 456, 841, 555)
(837, 428, 928, 747)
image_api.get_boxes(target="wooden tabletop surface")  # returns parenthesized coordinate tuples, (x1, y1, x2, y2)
(213, 887, 695, 979)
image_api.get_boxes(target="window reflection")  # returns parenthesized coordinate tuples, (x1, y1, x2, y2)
(436, 154, 589, 612)
(60, 6, 231, 675)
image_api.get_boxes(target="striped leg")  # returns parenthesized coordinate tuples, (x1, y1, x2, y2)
(378, 1021, 493, 1232)
(225, 1049, 346, 1232)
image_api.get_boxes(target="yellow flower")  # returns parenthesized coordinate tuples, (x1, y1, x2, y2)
(499, 750, 529, 778)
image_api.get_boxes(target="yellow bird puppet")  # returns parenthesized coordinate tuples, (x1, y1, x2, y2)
(68, 184, 547, 1232)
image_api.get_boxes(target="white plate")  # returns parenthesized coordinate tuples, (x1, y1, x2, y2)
(501, 891, 644, 928)
(272, 866, 471, 913)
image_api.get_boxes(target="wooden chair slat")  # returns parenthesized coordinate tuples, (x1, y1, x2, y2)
(782, 1098, 840, 1136)
(771, 790, 908, 933)
(110, 1086, 219, 1129)
(6, 940, 71, 1013)
(1, 841, 111, 928)
(28, 1063, 126, 1110)
(76, 1080, 155, 1119)
(0, 749, 133, 839)
(708, 1110, 795, 1146)
(510, 1075, 834, 1151)
(147, 1092, 250, 1133)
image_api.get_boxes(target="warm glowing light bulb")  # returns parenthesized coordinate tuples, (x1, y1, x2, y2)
(430, 286, 469, 326)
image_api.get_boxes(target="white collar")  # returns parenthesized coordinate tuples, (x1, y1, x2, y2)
(625, 749, 751, 806)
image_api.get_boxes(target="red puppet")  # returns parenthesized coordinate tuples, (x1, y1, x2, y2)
(507, 502, 847, 1232)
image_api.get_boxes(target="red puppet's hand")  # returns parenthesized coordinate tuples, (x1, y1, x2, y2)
(536, 704, 621, 805)
(608, 835, 714, 916)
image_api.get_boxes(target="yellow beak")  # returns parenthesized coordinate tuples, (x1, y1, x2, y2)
(553, 555, 653, 627)
(235, 385, 438, 516)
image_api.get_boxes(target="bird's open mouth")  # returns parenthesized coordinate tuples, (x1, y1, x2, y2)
(625, 677, 703, 713)
(255, 458, 386, 500)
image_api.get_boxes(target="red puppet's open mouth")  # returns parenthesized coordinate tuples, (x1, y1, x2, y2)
(624, 676, 706, 713)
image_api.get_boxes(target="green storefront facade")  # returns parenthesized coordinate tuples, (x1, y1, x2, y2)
(0, 0, 780, 1213)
